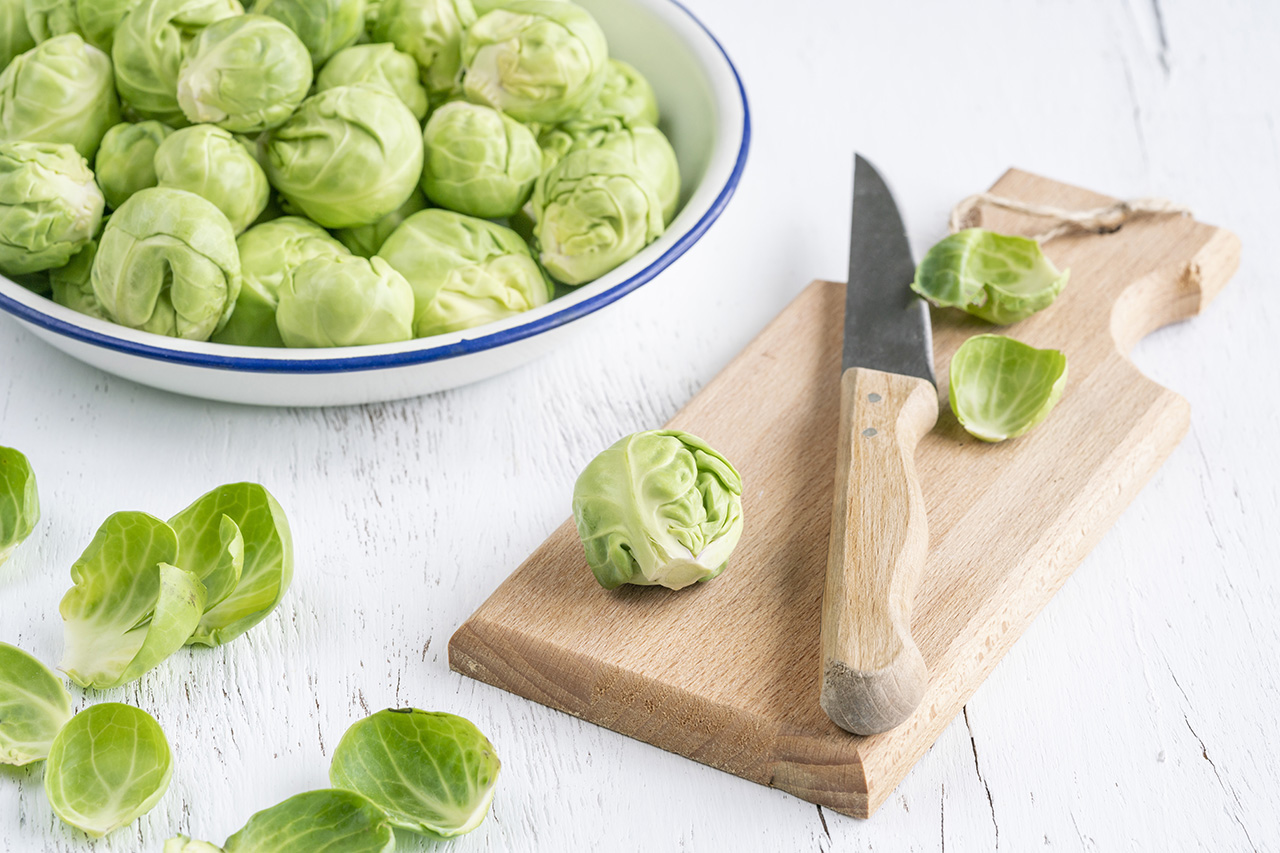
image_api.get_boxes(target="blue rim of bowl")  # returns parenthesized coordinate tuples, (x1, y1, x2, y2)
(0, 0, 751, 375)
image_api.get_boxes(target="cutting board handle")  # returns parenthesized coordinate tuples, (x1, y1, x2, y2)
(820, 367, 939, 735)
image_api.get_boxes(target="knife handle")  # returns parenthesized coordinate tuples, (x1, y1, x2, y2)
(820, 366, 939, 735)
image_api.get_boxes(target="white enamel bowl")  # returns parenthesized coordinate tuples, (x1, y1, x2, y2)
(0, 0, 749, 407)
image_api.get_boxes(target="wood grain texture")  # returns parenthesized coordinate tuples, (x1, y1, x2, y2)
(820, 368, 937, 736)
(449, 168, 1241, 818)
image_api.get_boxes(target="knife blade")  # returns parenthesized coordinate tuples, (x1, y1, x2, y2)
(819, 155, 939, 736)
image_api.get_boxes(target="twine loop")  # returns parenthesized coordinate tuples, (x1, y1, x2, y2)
(948, 192, 1192, 243)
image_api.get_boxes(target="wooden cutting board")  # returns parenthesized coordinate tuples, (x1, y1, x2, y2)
(448, 169, 1240, 818)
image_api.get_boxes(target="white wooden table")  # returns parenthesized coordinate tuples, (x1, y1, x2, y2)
(2, 0, 1278, 849)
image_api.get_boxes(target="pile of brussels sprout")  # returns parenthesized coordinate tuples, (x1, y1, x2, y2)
(0, 0, 680, 348)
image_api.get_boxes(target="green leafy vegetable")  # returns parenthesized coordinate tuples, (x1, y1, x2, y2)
(165, 837, 225, 852)
(0, 0, 36, 70)
(44, 703, 173, 837)
(912, 228, 1070, 325)
(94, 120, 175, 210)
(314, 42, 427, 121)
(948, 334, 1068, 442)
(330, 709, 500, 838)
(59, 511, 206, 689)
(0, 642, 71, 765)
(371, 0, 474, 101)
(335, 187, 426, 259)
(275, 254, 415, 347)
(153, 124, 270, 233)
(0, 140, 104, 277)
(223, 789, 396, 852)
(0, 445, 39, 566)
(421, 101, 541, 219)
(571, 430, 744, 590)
(252, 0, 365, 66)
(51, 238, 109, 320)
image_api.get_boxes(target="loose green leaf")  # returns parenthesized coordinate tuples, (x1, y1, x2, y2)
(168, 483, 293, 647)
(59, 512, 207, 689)
(948, 334, 1069, 443)
(164, 836, 224, 852)
(0, 642, 72, 765)
(223, 789, 396, 852)
(911, 228, 1069, 325)
(330, 709, 500, 838)
(44, 703, 173, 838)
(0, 445, 39, 566)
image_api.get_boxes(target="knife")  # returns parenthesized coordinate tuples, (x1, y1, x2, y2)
(819, 155, 939, 736)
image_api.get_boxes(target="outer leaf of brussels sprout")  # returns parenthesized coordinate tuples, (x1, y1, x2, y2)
(223, 789, 396, 852)
(315, 42, 428, 120)
(176, 14, 313, 133)
(276, 254, 415, 347)
(91, 186, 242, 341)
(0, 0, 36, 69)
(76, 0, 143, 52)
(95, 120, 174, 210)
(59, 511, 207, 689)
(0, 140, 103, 276)
(461, 0, 607, 123)
(22, 0, 82, 43)
(0, 642, 71, 765)
(911, 228, 1070, 325)
(421, 101, 541, 219)
(377, 209, 551, 338)
(572, 429, 744, 590)
(0, 445, 39, 566)
(154, 124, 270, 233)
(330, 708, 501, 838)
(167, 482, 292, 646)
(213, 216, 349, 347)
(252, 0, 364, 66)
(0, 33, 119, 159)
(44, 703, 172, 838)
(335, 187, 426, 258)
(372, 0, 474, 101)
(947, 334, 1068, 443)
(50, 238, 109, 319)
(164, 837, 224, 853)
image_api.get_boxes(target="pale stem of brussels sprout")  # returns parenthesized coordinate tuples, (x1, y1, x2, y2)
(949, 193, 1192, 242)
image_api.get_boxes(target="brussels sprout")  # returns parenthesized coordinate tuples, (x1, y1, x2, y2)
(471, 0, 563, 12)
(22, 0, 81, 42)
(265, 84, 423, 228)
(95, 120, 174, 210)
(276, 254, 414, 347)
(421, 101, 540, 219)
(44, 703, 172, 837)
(0, 140, 103, 276)
(335, 186, 425, 258)
(112, 0, 244, 125)
(168, 482, 293, 646)
(572, 430, 744, 590)
(50, 238, 109, 319)
(0, 34, 119, 159)
(577, 58, 658, 127)
(214, 216, 348, 346)
(536, 118, 678, 222)
(252, 0, 363, 66)
(59, 511, 206, 689)
(371, 0, 474, 101)
(330, 709, 500, 838)
(1, 0, 35, 69)
(76, 0, 143, 51)
(378, 209, 551, 338)
(223, 790, 395, 852)
(315, 42, 427, 120)
(92, 186, 242, 340)
(165, 838, 224, 853)
(0, 643, 71, 766)
(912, 229, 1070, 325)
(0, 445, 39, 566)
(948, 334, 1068, 443)
(154, 125, 270, 233)
(177, 14, 313, 133)
(461, 0, 607, 124)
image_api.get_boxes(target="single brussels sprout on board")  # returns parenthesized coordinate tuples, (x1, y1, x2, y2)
(222, 789, 396, 852)
(0, 446, 39, 567)
(371, 0, 475, 101)
(572, 430, 744, 590)
(330, 709, 501, 838)
(167, 482, 293, 646)
(0, 33, 120, 159)
(59, 511, 207, 689)
(112, 0, 245, 125)
(335, 186, 426, 258)
(421, 101, 541, 219)
(461, 0, 607, 124)
(378, 209, 551, 338)
(44, 703, 172, 838)
(0, 643, 71, 766)
(214, 216, 349, 346)
(948, 334, 1068, 443)
(1, 0, 35, 69)
(76, 0, 145, 52)
(0, 140, 103, 276)
(315, 41, 428, 120)
(265, 84, 423, 228)
(912, 228, 1070, 325)
(177, 14, 313, 133)
(50, 238, 110, 319)
(22, 0, 81, 42)
(276, 254, 415, 347)
(95, 120, 174, 210)
(252, 0, 364, 66)
(154, 124, 270, 233)
(92, 186, 242, 340)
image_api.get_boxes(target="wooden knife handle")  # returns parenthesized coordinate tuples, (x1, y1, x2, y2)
(820, 366, 939, 735)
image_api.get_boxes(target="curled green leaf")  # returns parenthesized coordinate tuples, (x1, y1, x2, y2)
(948, 334, 1068, 443)
(0, 445, 39, 566)
(223, 789, 396, 852)
(0, 642, 72, 765)
(164, 836, 224, 852)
